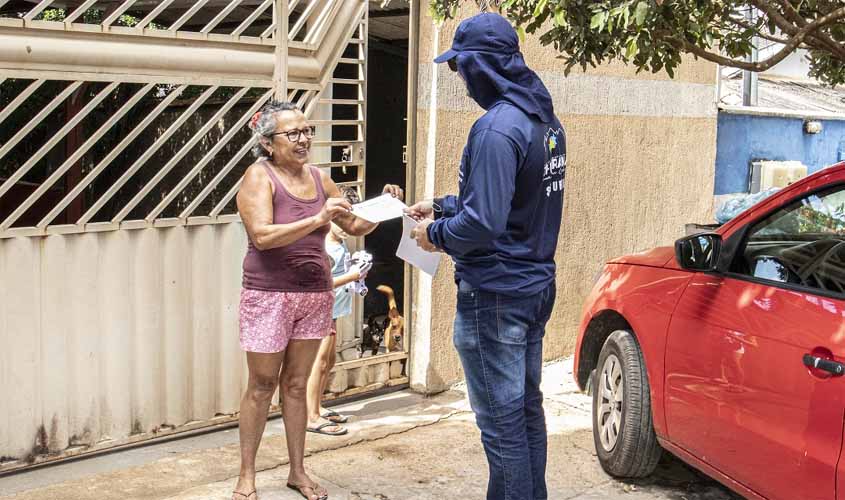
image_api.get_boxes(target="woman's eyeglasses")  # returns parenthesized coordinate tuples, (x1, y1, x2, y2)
(269, 126, 316, 142)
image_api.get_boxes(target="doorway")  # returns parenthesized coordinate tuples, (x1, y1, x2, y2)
(318, 0, 415, 400)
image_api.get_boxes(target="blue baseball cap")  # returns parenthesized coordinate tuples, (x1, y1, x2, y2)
(433, 12, 520, 64)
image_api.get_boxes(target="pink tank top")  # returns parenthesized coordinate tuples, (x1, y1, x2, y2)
(241, 164, 332, 292)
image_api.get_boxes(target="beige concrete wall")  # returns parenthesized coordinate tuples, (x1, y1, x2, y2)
(410, 7, 718, 392)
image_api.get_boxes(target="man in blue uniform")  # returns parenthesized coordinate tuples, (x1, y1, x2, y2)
(407, 12, 566, 500)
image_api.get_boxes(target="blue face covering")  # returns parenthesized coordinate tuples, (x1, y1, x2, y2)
(434, 12, 555, 123)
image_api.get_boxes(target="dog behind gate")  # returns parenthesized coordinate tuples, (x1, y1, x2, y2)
(360, 285, 404, 356)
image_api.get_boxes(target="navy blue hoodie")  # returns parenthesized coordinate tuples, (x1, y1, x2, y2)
(427, 13, 566, 296)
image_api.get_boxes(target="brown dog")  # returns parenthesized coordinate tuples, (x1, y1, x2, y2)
(376, 285, 404, 352)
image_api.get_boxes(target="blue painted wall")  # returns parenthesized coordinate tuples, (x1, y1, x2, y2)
(714, 113, 845, 195)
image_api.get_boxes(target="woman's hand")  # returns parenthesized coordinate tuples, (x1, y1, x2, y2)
(382, 184, 404, 200)
(316, 197, 352, 225)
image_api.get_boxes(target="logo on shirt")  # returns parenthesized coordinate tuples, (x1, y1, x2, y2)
(543, 127, 566, 197)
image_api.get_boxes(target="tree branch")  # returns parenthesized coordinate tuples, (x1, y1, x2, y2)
(679, 5, 845, 72)
(727, 14, 838, 57)
(807, 33, 845, 61)
(747, 0, 800, 36)
(729, 16, 792, 45)
(773, 0, 807, 28)
(669, 38, 775, 71)
(751, 0, 845, 60)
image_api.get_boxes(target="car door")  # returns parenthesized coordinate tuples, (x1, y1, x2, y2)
(665, 184, 845, 500)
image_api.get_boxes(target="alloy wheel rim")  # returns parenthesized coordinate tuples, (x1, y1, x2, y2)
(597, 354, 624, 451)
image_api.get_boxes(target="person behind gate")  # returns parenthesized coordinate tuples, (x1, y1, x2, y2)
(407, 12, 566, 500)
(304, 221, 372, 436)
(233, 100, 402, 500)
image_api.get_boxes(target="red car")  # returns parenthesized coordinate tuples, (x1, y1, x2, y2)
(574, 161, 845, 500)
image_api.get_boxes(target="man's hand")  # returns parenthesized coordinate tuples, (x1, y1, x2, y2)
(410, 218, 440, 253)
(383, 184, 404, 200)
(405, 199, 433, 221)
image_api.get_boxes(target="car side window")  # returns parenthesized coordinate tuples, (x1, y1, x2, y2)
(733, 185, 845, 296)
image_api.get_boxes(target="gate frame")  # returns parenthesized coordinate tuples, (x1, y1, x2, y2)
(0, 0, 419, 474)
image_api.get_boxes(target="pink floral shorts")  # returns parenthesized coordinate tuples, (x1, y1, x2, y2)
(239, 288, 334, 353)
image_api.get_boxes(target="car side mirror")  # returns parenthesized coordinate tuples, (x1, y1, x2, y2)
(675, 233, 722, 272)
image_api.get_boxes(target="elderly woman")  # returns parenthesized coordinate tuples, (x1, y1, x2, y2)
(233, 100, 402, 500)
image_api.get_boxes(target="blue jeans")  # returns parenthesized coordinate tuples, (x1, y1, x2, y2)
(454, 280, 556, 500)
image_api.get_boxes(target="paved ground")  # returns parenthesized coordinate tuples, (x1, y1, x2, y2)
(0, 359, 740, 500)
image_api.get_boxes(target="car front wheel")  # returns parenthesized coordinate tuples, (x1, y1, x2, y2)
(592, 329, 662, 478)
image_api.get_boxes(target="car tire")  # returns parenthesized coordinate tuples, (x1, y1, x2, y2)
(592, 329, 662, 478)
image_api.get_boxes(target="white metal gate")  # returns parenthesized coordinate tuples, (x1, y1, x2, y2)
(0, 0, 406, 473)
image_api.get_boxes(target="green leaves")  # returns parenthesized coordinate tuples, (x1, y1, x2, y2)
(36, 7, 163, 28)
(428, 0, 845, 86)
(634, 1, 648, 26)
(589, 2, 643, 33)
(626, 37, 639, 59)
(590, 11, 606, 30)
(516, 25, 526, 43)
(553, 7, 567, 27)
(39, 8, 67, 22)
(533, 0, 548, 18)
(429, 0, 459, 24)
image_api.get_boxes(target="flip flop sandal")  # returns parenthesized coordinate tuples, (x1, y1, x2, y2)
(232, 490, 256, 500)
(306, 421, 348, 436)
(321, 409, 349, 424)
(287, 482, 328, 500)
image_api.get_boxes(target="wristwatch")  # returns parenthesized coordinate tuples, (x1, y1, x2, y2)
(432, 197, 445, 220)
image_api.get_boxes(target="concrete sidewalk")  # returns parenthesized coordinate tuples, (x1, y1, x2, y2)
(0, 360, 738, 500)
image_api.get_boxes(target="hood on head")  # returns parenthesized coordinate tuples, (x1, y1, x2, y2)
(434, 13, 555, 123)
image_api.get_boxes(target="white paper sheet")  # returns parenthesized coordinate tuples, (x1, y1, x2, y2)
(396, 215, 441, 276)
(349, 193, 408, 223)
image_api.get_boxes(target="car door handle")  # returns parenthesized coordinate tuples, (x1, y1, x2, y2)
(803, 354, 845, 376)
